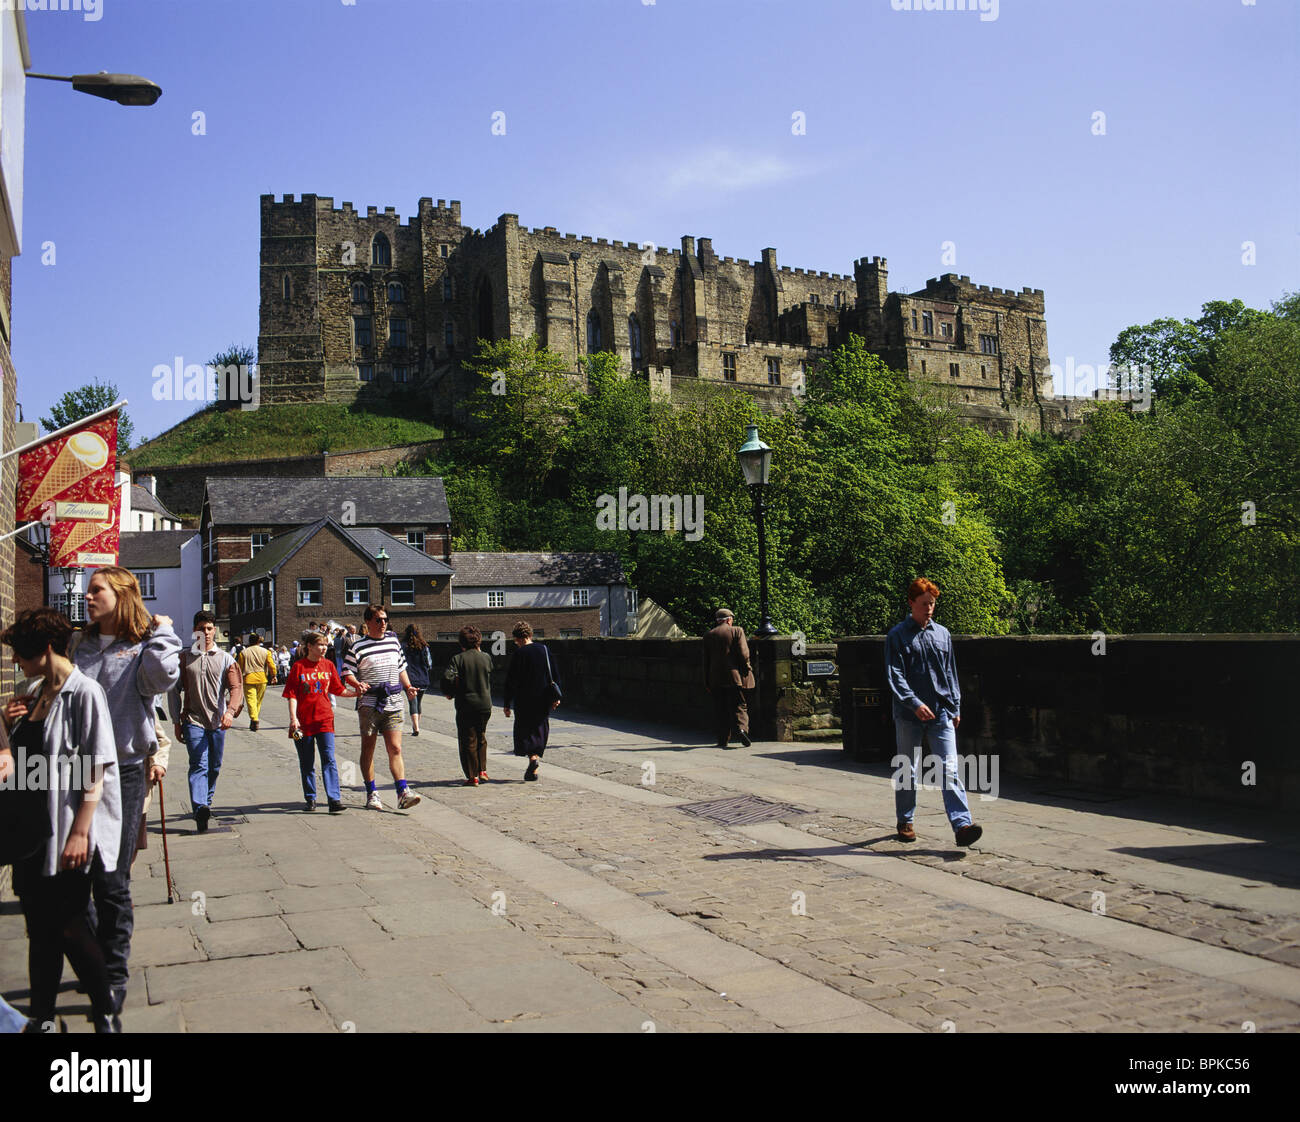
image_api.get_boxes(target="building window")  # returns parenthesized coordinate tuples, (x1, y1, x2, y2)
(980, 334, 998, 355)
(920, 359, 927, 375)
(949, 363, 960, 379)
(442, 275, 453, 301)
(390, 578, 415, 606)
(354, 316, 372, 348)
(250, 532, 269, 556)
(344, 577, 370, 605)
(922, 311, 933, 335)
(629, 314, 642, 362)
(358, 364, 374, 382)
(911, 309, 918, 331)
(559, 628, 582, 638)
(372, 233, 391, 267)
(389, 318, 408, 348)
(940, 322, 952, 338)
(387, 281, 405, 303)
(297, 578, 322, 606)
(670, 320, 681, 346)
(444, 323, 455, 349)
(586, 309, 602, 353)
(533, 629, 546, 638)
(206, 525, 213, 563)
(351, 281, 369, 303)
(572, 588, 589, 607)
(282, 274, 292, 301)
(392, 366, 409, 383)
(487, 590, 505, 608)
(134, 572, 156, 600)
(439, 244, 449, 258)
(767, 357, 781, 385)
(406, 530, 425, 552)
(980, 364, 987, 379)
(722, 352, 737, 381)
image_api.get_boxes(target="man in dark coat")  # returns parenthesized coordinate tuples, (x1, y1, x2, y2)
(702, 608, 756, 748)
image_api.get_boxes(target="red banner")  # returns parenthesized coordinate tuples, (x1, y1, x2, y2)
(49, 500, 119, 569)
(16, 412, 118, 524)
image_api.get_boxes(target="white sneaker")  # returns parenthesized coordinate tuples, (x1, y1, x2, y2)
(365, 790, 383, 811)
(397, 788, 422, 810)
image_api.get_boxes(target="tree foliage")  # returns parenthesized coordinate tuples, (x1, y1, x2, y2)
(40, 379, 134, 451)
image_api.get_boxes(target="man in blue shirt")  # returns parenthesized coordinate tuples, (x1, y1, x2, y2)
(885, 577, 982, 847)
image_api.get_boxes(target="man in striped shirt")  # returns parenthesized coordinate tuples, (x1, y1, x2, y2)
(342, 604, 422, 811)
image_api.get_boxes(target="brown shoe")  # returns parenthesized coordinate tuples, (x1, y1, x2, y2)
(250, 720, 259, 731)
(897, 821, 915, 842)
(955, 823, 983, 847)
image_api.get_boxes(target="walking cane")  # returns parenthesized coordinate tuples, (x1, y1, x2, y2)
(158, 775, 178, 904)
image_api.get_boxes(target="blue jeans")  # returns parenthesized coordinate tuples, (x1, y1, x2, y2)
(892, 714, 972, 830)
(297, 732, 341, 802)
(183, 724, 226, 810)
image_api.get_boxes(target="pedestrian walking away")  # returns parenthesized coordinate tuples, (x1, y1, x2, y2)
(70, 565, 180, 1024)
(442, 625, 494, 784)
(503, 620, 561, 782)
(343, 604, 422, 810)
(885, 577, 981, 848)
(702, 607, 755, 748)
(1, 609, 122, 1033)
(284, 629, 357, 813)
(168, 610, 243, 833)
(401, 623, 433, 736)
(236, 633, 276, 731)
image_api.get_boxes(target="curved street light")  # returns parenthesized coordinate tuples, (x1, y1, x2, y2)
(27, 71, 163, 106)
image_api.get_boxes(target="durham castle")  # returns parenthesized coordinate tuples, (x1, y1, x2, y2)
(258, 193, 1074, 433)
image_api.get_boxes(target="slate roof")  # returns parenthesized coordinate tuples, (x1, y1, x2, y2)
(130, 484, 180, 522)
(203, 476, 449, 526)
(450, 552, 626, 587)
(228, 522, 451, 585)
(117, 530, 199, 570)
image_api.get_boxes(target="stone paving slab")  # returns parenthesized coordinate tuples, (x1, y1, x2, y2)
(196, 915, 300, 959)
(145, 946, 361, 1004)
(180, 990, 336, 1033)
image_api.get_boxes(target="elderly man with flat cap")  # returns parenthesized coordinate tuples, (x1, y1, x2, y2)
(702, 607, 756, 748)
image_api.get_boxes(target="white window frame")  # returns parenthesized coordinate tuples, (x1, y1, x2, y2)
(487, 590, 505, 608)
(250, 532, 269, 556)
(406, 530, 425, 552)
(572, 588, 590, 607)
(344, 577, 370, 606)
(135, 572, 156, 600)
(390, 578, 415, 606)
(297, 578, 322, 607)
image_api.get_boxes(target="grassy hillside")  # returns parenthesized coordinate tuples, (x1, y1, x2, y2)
(128, 404, 445, 468)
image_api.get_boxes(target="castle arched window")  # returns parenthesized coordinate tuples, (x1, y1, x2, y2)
(629, 314, 643, 362)
(477, 280, 494, 343)
(670, 320, 681, 346)
(282, 274, 291, 301)
(586, 310, 603, 353)
(387, 281, 405, 303)
(351, 282, 369, 303)
(442, 275, 453, 301)
(372, 233, 391, 267)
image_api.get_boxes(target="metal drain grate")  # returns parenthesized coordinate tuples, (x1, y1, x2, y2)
(676, 794, 808, 826)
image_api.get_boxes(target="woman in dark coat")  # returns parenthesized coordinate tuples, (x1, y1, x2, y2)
(502, 620, 561, 781)
(441, 626, 494, 785)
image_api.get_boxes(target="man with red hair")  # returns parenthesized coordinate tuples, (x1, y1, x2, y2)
(885, 578, 982, 847)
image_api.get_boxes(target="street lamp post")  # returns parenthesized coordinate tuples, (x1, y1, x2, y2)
(374, 547, 390, 607)
(26, 71, 163, 106)
(737, 424, 777, 638)
(61, 566, 79, 620)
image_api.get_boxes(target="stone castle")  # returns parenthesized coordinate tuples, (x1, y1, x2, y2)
(258, 193, 1072, 433)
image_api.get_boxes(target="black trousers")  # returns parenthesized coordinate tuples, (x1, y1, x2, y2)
(88, 757, 146, 988)
(456, 710, 490, 779)
(711, 686, 749, 744)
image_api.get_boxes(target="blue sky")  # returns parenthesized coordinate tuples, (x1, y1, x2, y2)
(13, 0, 1298, 443)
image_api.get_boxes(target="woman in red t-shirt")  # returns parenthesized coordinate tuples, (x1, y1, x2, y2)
(283, 630, 357, 812)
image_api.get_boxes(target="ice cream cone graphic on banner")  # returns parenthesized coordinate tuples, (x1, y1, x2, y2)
(17, 411, 119, 523)
(50, 503, 119, 568)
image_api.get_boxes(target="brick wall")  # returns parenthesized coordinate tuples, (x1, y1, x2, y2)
(0, 254, 16, 699)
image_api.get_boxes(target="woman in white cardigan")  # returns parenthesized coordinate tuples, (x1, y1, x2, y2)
(1, 609, 121, 1032)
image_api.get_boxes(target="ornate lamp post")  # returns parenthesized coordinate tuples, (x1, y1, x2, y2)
(374, 547, 390, 607)
(61, 566, 80, 620)
(736, 424, 777, 638)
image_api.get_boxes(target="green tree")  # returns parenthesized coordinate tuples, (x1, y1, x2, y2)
(208, 343, 257, 411)
(40, 380, 134, 451)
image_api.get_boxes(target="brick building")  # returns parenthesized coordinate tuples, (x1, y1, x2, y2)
(258, 193, 1070, 434)
(199, 475, 451, 639)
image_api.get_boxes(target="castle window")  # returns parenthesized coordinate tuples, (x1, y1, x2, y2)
(586, 309, 603, 353)
(949, 363, 960, 379)
(940, 322, 952, 339)
(358, 364, 374, 382)
(389, 318, 408, 348)
(911, 309, 918, 331)
(920, 359, 927, 375)
(351, 282, 369, 303)
(444, 323, 455, 349)
(767, 357, 781, 386)
(281, 274, 291, 301)
(980, 364, 987, 379)
(722, 352, 737, 381)
(443, 275, 453, 301)
(372, 233, 391, 267)
(835, 293, 843, 308)
(922, 311, 933, 335)
(387, 281, 405, 303)
(629, 314, 643, 362)
(354, 316, 372, 348)
(810, 293, 819, 305)
(670, 321, 681, 346)
(439, 244, 449, 258)
(392, 365, 409, 383)
(980, 334, 998, 355)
